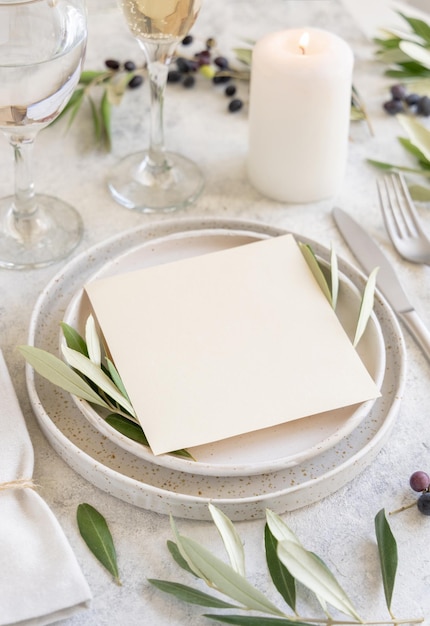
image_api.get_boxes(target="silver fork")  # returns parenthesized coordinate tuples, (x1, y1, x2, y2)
(377, 171, 430, 266)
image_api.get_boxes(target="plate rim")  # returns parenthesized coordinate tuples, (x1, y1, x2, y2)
(62, 226, 386, 476)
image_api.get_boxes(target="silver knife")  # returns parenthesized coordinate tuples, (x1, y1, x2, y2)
(333, 207, 430, 362)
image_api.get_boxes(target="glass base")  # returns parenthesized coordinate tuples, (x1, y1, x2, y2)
(107, 150, 204, 213)
(0, 195, 83, 270)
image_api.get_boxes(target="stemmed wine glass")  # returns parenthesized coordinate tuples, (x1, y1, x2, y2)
(108, 0, 204, 213)
(0, 0, 87, 270)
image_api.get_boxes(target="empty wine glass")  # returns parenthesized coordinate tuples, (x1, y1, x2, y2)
(0, 0, 87, 270)
(108, 0, 204, 213)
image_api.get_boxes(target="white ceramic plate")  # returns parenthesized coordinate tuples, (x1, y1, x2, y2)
(26, 218, 406, 520)
(62, 228, 386, 476)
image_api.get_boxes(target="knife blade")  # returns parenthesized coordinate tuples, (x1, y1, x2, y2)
(333, 207, 430, 362)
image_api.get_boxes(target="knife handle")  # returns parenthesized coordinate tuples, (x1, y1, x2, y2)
(400, 309, 430, 363)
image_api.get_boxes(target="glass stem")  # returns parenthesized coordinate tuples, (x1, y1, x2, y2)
(10, 135, 38, 218)
(142, 42, 177, 170)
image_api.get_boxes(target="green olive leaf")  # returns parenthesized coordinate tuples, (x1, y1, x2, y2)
(400, 40, 430, 69)
(88, 95, 102, 142)
(169, 516, 209, 582)
(77, 503, 121, 585)
(353, 267, 379, 347)
(330, 245, 339, 311)
(61, 345, 136, 417)
(148, 579, 239, 609)
(264, 523, 296, 613)
(367, 158, 430, 177)
(409, 183, 430, 201)
(233, 47, 252, 66)
(203, 616, 315, 626)
(375, 508, 398, 612)
(60, 321, 88, 356)
(398, 137, 430, 167)
(79, 70, 109, 85)
(105, 357, 131, 402)
(53, 87, 84, 125)
(100, 90, 112, 150)
(18, 345, 109, 408)
(298, 243, 332, 306)
(167, 540, 197, 575)
(176, 533, 284, 616)
(85, 314, 101, 366)
(397, 114, 430, 162)
(398, 12, 430, 43)
(105, 414, 148, 444)
(277, 540, 361, 621)
(209, 504, 246, 577)
(265, 509, 301, 547)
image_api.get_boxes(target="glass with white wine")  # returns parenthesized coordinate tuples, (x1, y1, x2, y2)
(0, 0, 87, 270)
(108, 0, 204, 213)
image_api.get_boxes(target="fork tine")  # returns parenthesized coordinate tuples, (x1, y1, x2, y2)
(377, 175, 399, 241)
(392, 172, 424, 236)
(377, 171, 430, 265)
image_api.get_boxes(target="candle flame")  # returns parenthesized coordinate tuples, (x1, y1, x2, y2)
(299, 31, 309, 55)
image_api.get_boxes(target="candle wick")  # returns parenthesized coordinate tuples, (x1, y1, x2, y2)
(299, 46, 306, 55)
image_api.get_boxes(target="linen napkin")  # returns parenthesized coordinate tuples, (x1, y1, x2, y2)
(0, 350, 92, 626)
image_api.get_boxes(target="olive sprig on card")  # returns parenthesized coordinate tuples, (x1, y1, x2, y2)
(18, 316, 192, 460)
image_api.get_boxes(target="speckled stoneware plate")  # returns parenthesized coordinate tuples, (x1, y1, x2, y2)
(61, 228, 386, 477)
(26, 218, 406, 521)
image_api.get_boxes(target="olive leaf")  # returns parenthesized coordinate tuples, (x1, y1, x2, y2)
(399, 40, 430, 70)
(170, 516, 208, 582)
(148, 579, 240, 609)
(105, 357, 131, 401)
(60, 322, 88, 356)
(265, 509, 301, 547)
(399, 12, 430, 43)
(100, 90, 112, 150)
(276, 540, 361, 621)
(77, 503, 121, 585)
(105, 414, 149, 444)
(233, 47, 252, 66)
(409, 183, 430, 201)
(18, 345, 110, 408)
(367, 158, 430, 176)
(167, 540, 197, 575)
(85, 314, 101, 366)
(61, 345, 136, 417)
(204, 616, 314, 625)
(398, 137, 430, 168)
(330, 245, 339, 311)
(264, 524, 296, 613)
(173, 531, 284, 616)
(209, 504, 246, 577)
(375, 508, 398, 613)
(298, 243, 333, 306)
(353, 267, 379, 347)
(397, 113, 430, 162)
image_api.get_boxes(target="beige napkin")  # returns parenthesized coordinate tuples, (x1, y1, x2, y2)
(0, 350, 92, 626)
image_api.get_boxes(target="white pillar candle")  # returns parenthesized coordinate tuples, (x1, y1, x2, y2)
(247, 28, 354, 204)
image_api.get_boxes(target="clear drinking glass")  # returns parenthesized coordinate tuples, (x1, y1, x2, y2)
(108, 0, 204, 213)
(0, 0, 87, 270)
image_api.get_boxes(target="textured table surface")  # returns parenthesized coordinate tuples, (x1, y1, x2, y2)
(0, 1, 429, 624)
